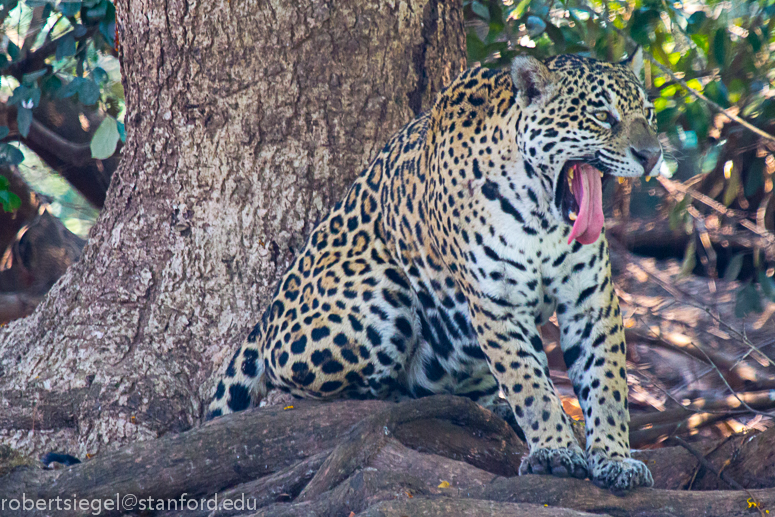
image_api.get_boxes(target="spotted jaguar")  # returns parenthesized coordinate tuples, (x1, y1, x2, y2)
(207, 50, 662, 491)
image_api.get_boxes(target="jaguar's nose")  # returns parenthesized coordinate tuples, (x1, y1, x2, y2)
(630, 145, 661, 175)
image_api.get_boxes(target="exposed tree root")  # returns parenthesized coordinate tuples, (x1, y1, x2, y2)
(1, 396, 773, 517)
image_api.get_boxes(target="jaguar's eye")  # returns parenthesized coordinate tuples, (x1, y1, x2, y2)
(593, 111, 616, 127)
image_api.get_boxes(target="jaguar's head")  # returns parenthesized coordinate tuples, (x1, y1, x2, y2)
(511, 50, 662, 245)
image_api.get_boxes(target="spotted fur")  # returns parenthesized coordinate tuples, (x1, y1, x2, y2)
(208, 52, 662, 491)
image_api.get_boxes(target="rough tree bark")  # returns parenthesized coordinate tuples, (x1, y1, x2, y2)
(0, 0, 466, 457)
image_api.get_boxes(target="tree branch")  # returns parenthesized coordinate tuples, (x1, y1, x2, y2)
(6, 26, 98, 81)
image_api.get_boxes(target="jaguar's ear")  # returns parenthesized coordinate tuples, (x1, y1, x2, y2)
(622, 47, 644, 80)
(510, 55, 556, 107)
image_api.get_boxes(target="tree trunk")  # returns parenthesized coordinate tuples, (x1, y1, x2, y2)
(0, 0, 466, 457)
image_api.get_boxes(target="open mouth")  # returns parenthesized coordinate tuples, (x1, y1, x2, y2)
(554, 160, 613, 245)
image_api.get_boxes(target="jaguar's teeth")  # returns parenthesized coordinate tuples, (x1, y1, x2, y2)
(568, 167, 574, 180)
(569, 211, 577, 221)
(599, 170, 604, 178)
(645, 176, 651, 182)
(618, 177, 625, 184)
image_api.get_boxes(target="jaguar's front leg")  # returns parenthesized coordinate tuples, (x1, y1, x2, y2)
(470, 306, 587, 480)
(557, 239, 653, 491)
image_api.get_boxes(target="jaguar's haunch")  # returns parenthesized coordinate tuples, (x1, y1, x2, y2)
(207, 51, 662, 491)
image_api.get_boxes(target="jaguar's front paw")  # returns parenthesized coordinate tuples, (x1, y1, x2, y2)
(519, 447, 588, 479)
(590, 456, 653, 492)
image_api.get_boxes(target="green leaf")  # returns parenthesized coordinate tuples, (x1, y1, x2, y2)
(526, 16, 546, 37)
(679, 240, 696, 277)
(543, 22, 566, 51)
(531, 0, 548, 18)
(745, 157, 766, 197)
(471, 1, 489, 20)
(22, 69, 46, 85)
(669, 195, 690, 231)
(78, 79, 101, 105)
(16, 107, 32, 138)
(685, 101, 709, 142)
(682, 130, 698, 149)
(686, 11, 707, 34)
(735, 283, 764, 318)
(466, 31, 488, 62)
(73, 23, 88, 38)
(56, 32, 76, 61)
(0, 126, 9, 140)
(629, 9, 661, 46)
(713, 29, 727, 69)
(9, 84, 41, 108)
(759, 271, 775, 302)
(0, 1, 18, 14)
(41, 74, 63, 96)
(722, 164, 740, 207)
(58, 1, 81, 16)
(58, 77, 84, 99)
(511, 0, 530, 20)
(701, 144, 721, 174)
(99, 21, 116, 48)
(690, 34, 709, 55)
(656, 107, 679, 134)
(0, 175, 7, 189)
(747, 29, 761, 53)
(91, 66, 108, 85)
(91, 116, 119, 159)
(85, 1, 107, 20)
(703, 80, 730, 109)
(38, 2, 53, 22)
(117, 120, 126, 142)
(0, 143, 25, 166)
(7, 41, 19, 61)
(0, 189, 21, 212)
(724, 253, 745, 281)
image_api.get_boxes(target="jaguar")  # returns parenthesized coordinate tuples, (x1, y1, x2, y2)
(207, 50, 662, 491)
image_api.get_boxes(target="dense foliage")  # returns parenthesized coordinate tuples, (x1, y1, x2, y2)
(0, 0, 121, 225)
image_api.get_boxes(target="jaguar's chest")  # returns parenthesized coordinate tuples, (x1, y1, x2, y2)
(406, 213, 576, 329)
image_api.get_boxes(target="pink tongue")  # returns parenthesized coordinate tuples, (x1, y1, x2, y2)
(567, 164, 604, 245)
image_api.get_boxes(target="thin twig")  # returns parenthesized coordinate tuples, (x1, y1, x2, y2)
(630, 390, 775, 430)
(658, 176, 775, 261)
(687, 434, 737, 490)
(689, 339, 774, 418)
(673, 436, 744, 489)
(733, 337, 775, 370)
(643, 55, 775, 144)
(673, 436, 765, 517)
(686, 204, 717, 279)
(699, 306, 775, 370)
(659, 176, 773, 240)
